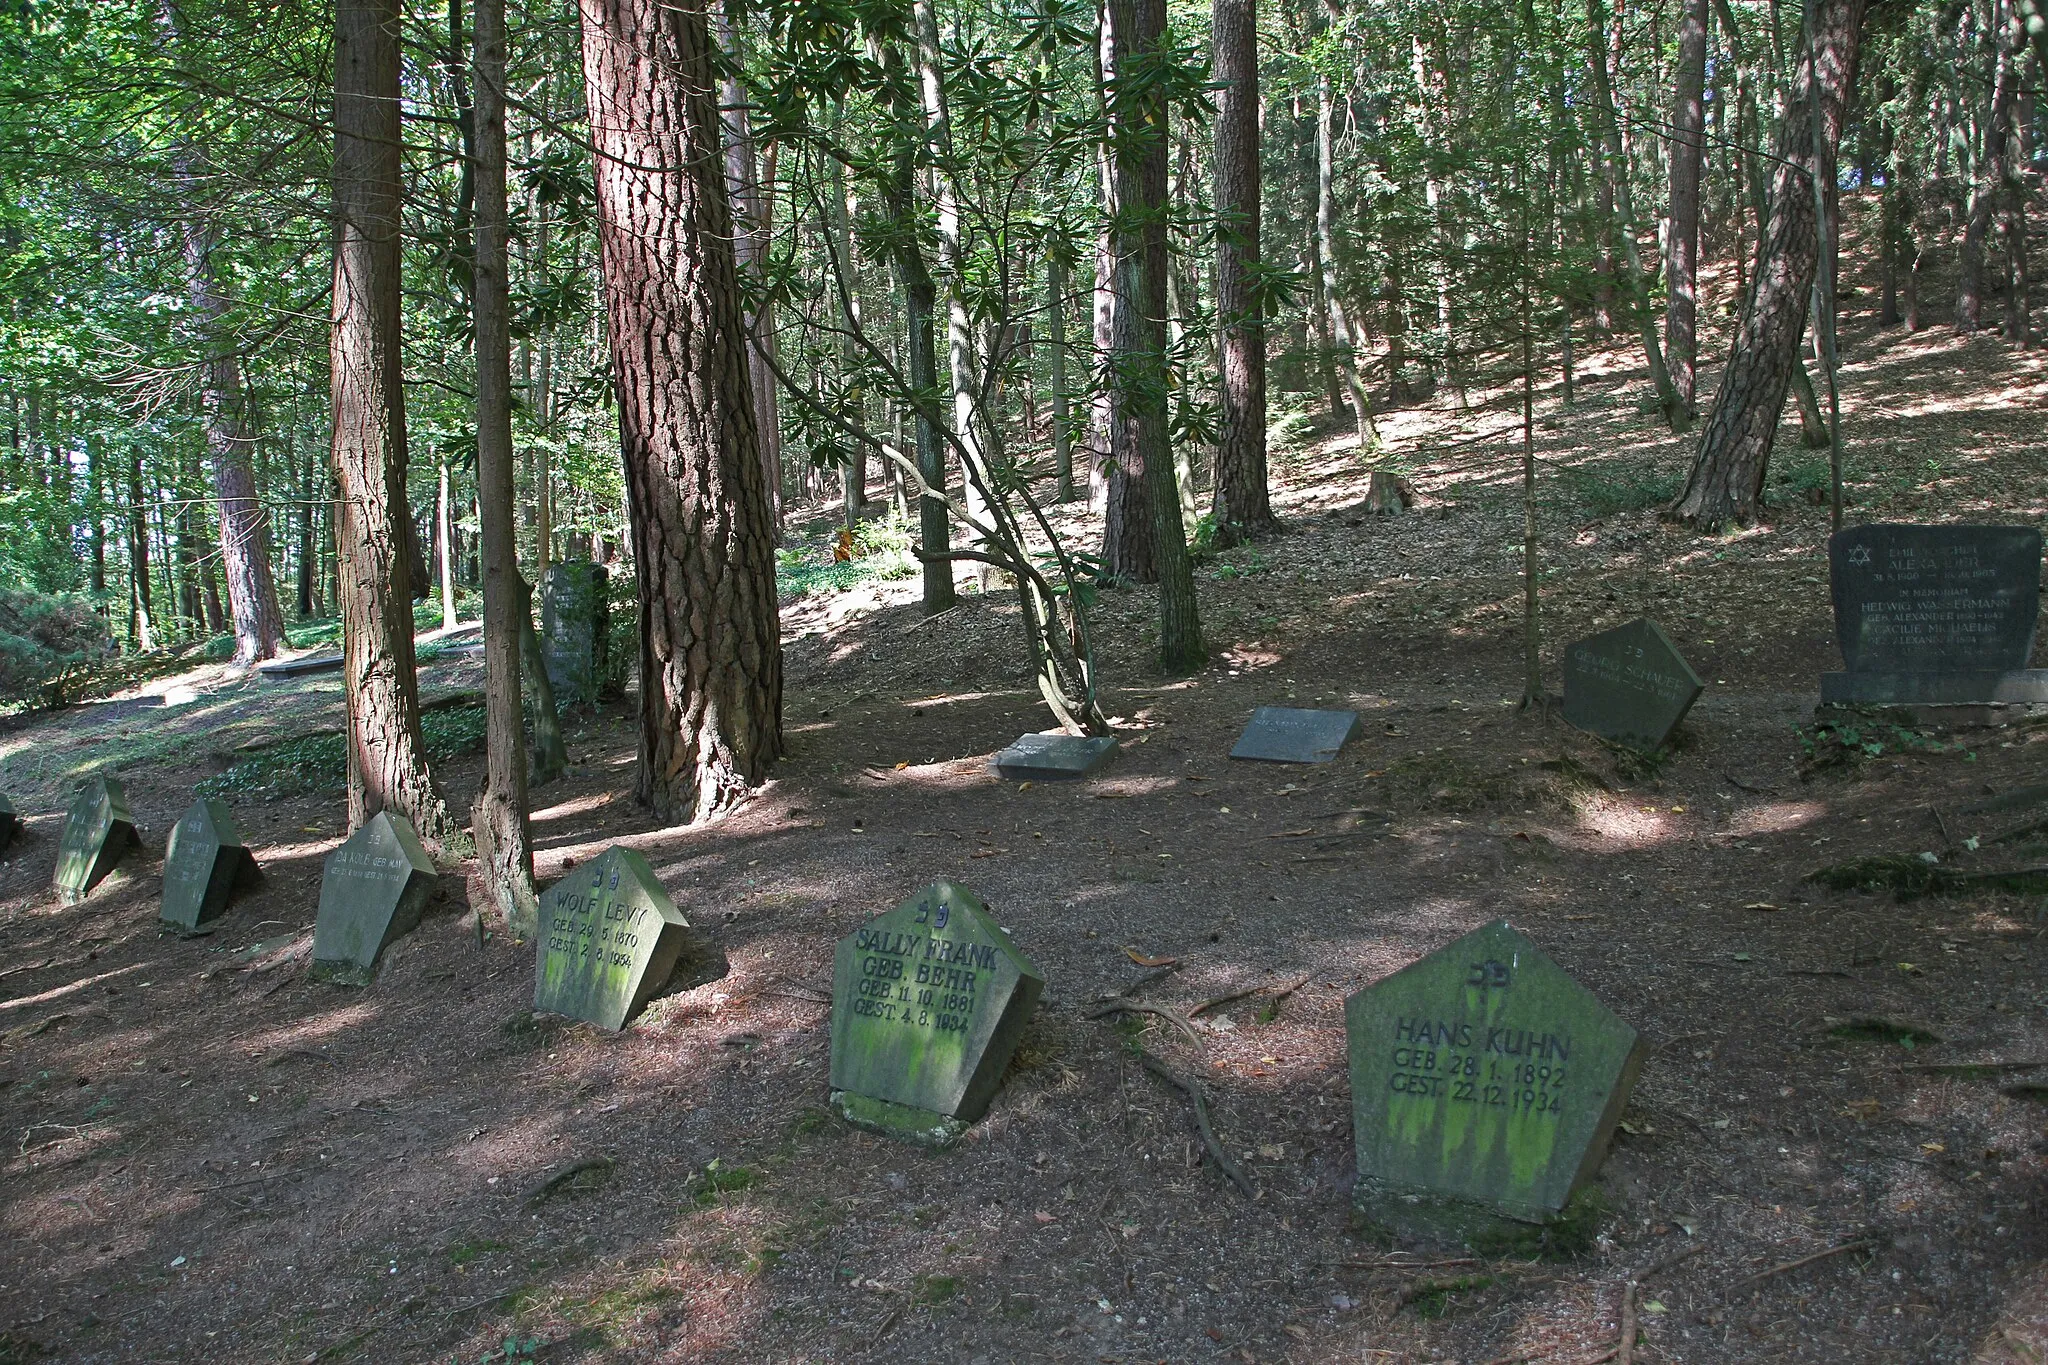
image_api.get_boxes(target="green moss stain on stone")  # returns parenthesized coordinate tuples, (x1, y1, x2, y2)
(310, 811, 437, 984)
(533, 845, 694, 1031)
(54, 776, 136, 903)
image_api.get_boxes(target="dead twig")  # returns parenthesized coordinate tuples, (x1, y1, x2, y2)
(1188, 974, 1311, 1018)
(524, 1156, 615, 1209)
(870, 1305, 903, 1343)
(762, 986, 832, 1005)
(1634, 1243, 1706, 1281)
(1722, 773, 1777, 795)
(1136, 1050, 1252, 1198)
(1080, 999, 1202, 1047)
(1899, 1059, 2048, 1073)
(1725, 1239, 1874, 1294)
(1616, 1278, 1639, 1365)
(1930, 805, 1954, 849)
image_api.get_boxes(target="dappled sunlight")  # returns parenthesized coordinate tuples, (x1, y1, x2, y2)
(1727, 800, 1828, 837)
(0, 962, 149, 1012)
(236, 1000, 382, 1056)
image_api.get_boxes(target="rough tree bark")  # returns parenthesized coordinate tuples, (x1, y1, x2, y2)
(1047, 255, 1076, 503)
(1096, 10, 1154, 583)
(331, 0, 449, 840)
(1669, 0, 1863, 530)
(1208, 0, 1278, 545)
(1957, 2, 2017, 334)
(1664, 0, 1708, 415)
(578, 0, 784, 824)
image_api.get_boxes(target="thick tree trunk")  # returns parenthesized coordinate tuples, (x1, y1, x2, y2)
(332, 0, 449, 842)
(1209, 0, 1277, 546)
(1669, 0, 1863, 530)
(578, 0, 784, 824)
(1665, 0, 1708, 414)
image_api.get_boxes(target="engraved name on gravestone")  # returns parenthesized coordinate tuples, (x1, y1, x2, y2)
(1824, 524, 2048, 704)
(541, 561, 610, 707)
(311, 812, 437, 984)
(54, 776, 137, 902)
(534, 846, 696, 1030)
(1229, 706, 1362, 763)
(1345, 920, 1646, 1235)
(829, 881, 1045, 1147)
(993, 732, 1119, 780)
(1561, 619, 1703, 751)
(159, 799, 258, 933)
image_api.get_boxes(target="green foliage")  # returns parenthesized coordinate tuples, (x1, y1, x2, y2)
(1561, 466, 1681, 519)
(198, 705, 489, 802)
(688, 1159, 758, 1207)
(446, 1336, 540, 1365)
(0, 588, 110, 705)
(1796, 713, 1974, 773)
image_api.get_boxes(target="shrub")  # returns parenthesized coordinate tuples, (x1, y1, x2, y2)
(0, 589, 112, 705)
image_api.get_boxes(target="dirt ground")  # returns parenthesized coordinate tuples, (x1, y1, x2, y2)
(4, 235, 2048, 1364)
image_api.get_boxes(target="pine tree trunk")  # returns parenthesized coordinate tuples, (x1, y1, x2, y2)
(1208, 0, 1278, 546)
(1315, 53, 1378, 454)
(827, 142, 866, 525)
(1665, 0, 1708, 414)
(1957, 12, 2016, 333)
(437, 456, 458, 628)
(718, 12, 783, 532)
(1047, 255, 1076, 503)
(128, 448, 153, 649)
(1670, 0, 1863, 530)
(579, 0, 784, 825)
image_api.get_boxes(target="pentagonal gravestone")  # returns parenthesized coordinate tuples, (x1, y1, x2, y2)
(1345, 920, 1646, 1240)
(1230, 707, 1361, 763)
(829, 881, 1045, 1148)
(541, 561, 610, 707)
(1561, 618, 1703, 751)
(54, 776, 137, 902)
(534, 846, 696, 1030)
(994, 732, 1119, 780)
(159, 799, 258, 934)
(0, 793, 19, 853)
(311, 811, 437, 984)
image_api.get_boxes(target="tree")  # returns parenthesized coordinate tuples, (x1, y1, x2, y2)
(1664, 0, 1707, 417)
(578, 0, 785, 823)
(1208, 0, 1278, 545)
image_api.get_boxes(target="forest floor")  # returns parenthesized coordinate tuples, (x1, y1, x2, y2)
(5, 247, 2048, 1364)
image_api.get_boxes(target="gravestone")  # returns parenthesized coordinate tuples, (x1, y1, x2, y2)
(534, 846, 697, 1030)
(159, 799, 257, 934)
(257, 653, 344, 681)
(541, 561, 610, 706)
(0, 793, 18, 853)
(1345, 920, 1645, 1239)
(311, 811, 437, 984)
(993, 732, 1119, 780)
(1823, 524, 2048, 704)
(54, 776, 137, 902)
(1561, 618, 1703, 751)
(1230, 706, 1361, 763)
(829, 880, 1045, 1148)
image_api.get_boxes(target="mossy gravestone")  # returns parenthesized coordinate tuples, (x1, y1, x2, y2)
(829, 881, 1044, 1148)
(1345, 920, 1645, 1241)
(54, 776, 137, 902)
(311, 812, 437, 984)
(534, 846, 695, 1030)
(1561, 618, 1703, 751)
(159, 799, 258, 934)
(541, 561, 610, 707)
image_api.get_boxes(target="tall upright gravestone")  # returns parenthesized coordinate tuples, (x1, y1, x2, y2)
(1562, 618, 1703, 751)
(830, 881, 1044, 1148)
(311, 812, 437, 984)
(541, 561, 610, 707)
(160, 799, 258, 933)
(1345, 921, 1645, 1240)
(1823, 524, 2048, 704)
(534, 846, 698, 1030)
(54, 776, 137, 902)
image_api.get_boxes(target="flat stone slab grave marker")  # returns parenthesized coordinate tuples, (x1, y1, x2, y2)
(1824, 524, 2048, 704)
(160, 799, 258, 934)
(1345, 920, 1646, 1239)
(534, 846, 696, 1030)
(311, 811, 437, 984)
(993, 732, 1119, 780)
(54, 776, 137, 902)
(1229, 706, 1361, 763)
(1561, 618, 1703, 751)
(541, 561, 610, 706)
(257, 653, 344, 681)
(830, 880, 1045, 1148)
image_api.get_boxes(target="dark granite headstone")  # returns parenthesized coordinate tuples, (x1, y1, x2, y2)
(829, 881, 1044, 1147)
(257, 653, 344, 681)
(534, 846, 696, 1030)
(160, 799, 258, 934)
(993, 732, 1119, 780)
(0, 793, 19, 853)
(1345, 920, 1645, 1238)
(1823, 524, 2048, 704)
(1229, 706, 1361, 763)
(311, 812, 437, 984)
(541, 562, 610, 706)
(1561, 618, 1703, 751)
(54, 776, 137, 902)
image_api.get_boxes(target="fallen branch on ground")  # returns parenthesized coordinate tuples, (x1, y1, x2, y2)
(1725, 1239, 1874, 1293)
(1189, 974, 1311, 1018)
(1080, 999, 1202, 1047)
(1136, 1050, 1252, 1198)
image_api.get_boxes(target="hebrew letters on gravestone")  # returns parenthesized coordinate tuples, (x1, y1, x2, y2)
(310, 812, 437, 984)
(54, 776, 137, 902)
(534, 846, 696, 1030)
(1823, 524, 2048, 704)
(1229, 706, 1362, 763)
(829, 881, 1045, 1148)
(1345, 920, 1646, 1239)
(1561, 618, 1704, 751)
(993, 732, 1119, 780)
(541, 561, 610, 706)
(159, 799, 258, 934)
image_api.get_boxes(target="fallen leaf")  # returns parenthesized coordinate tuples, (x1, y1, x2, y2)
(1123, 946, 1179, 967)
(1743, 902, 1781, 912)
(1257, 1144, 1285, 1159)
(1644, 1300, 1668, 1315)
(1017, 781, 1033, 791)
(1842, 1098, 1880, 1119)
(893, 761, 909, 770)
(1205, 1327, 1224, 1342)
(1033, 1211, 1057, 1224)
(1285, 1324, 1310, 1341)
(1921, 1141, 1946, 1154)
(1118, 1222, 1139, 1238)
(1898, 962, 1923, 976)
(1671, 805, 1686, 813)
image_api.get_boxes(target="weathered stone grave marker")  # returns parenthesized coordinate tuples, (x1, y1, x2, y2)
(160, 799, 258, 934)
(0, 793, 19, 853)
(541, 561, 610, 706)
(1229, 706, 1361, 763)
(830, 880, 1044, 1147)
(993, 732, 1119, 780)
(54, 776, 137, 902)
(1561, 618, 1703, 751)
(311, 811, 437, 984)
(1345, 920, 1645, 1238)
(534, 846, 697, 1030)
(1823, 524, 2047, 704)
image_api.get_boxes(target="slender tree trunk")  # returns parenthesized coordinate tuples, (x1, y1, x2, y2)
(332, 0, 449, 841)
(437, 456, 458, 628)
(128, 448, 153, 650)
(1090, 143, 1118, 511)
(1315, 45, 1379, 456)
(1048, 255, 1076, 503)
(516, 575, 568, 784)
(828, 136, 866, 525)
(296, 432, 316, 616)
(1958, 6, 2016, 333)
(1665, 0, 1708, 414)
(718, 9, 782, 531)
(1209, 0, 1278, 545)
(579, 0, 785, 824)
